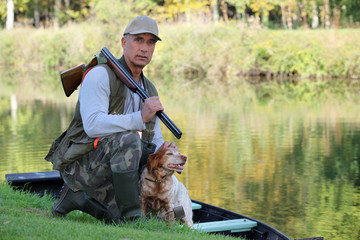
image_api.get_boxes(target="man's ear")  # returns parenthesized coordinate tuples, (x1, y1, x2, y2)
(121, 36, 126, 48)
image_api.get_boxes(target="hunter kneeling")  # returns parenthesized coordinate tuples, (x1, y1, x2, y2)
(45, 16, 180, 223)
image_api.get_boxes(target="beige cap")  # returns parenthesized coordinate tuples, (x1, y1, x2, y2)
(123, 16, 161, 41)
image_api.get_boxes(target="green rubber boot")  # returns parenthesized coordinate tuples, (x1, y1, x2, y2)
(52, 184, 117, 223)
(112, 170, 142, 221)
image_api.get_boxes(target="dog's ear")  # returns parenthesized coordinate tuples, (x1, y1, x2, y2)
(146, 152, 158, 172)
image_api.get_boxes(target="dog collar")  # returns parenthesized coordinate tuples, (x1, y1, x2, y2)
(145, 168, 173, 184)
(145, 177, 166, 184)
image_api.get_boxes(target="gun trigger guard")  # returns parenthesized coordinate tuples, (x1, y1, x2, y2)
(96, 53, 107, 65)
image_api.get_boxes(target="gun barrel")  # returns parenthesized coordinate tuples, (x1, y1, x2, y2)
(101, 47, 182, 139)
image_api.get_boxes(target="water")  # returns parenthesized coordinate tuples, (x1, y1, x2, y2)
(0, 76, 359, 239)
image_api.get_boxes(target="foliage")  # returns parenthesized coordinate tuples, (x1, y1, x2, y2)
(156, 0, 209, 21)
(0, 23, 359, 82)
(1, 0, 360, 29)
(227, 0, 250, 16)
(153, 26, 360, 80)
(90, 0, 157, 25)
(249, 0, 276, 16)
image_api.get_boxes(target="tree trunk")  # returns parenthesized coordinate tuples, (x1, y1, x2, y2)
(6, 0, 14, 30)
(311, 1, 319, 28)
(299, 3, 308, 28)
(64, 0, 70, 11)
(261, 8, 268, 27)
(280, 3, 287, 29)
(34, 0, 40, 29)
(324, 0, 331, 28)
(212, 0, 219, 24)
(333, 6, 340, 28)
(44, 7, 49, 28)
(54, 0, 61, 29)
(287, 3, 292, 30)
(220, 0, 228, 22)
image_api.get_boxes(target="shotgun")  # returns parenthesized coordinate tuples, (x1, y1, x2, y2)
(60, 47, 182, 139)
(60, 64, 85, 97)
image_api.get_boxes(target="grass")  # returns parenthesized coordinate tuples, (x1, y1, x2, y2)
(0, 183, 236, 240)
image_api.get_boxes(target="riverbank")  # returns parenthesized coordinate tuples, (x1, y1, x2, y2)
(0, 22, 359, 83)
(0, 183, 236, 240)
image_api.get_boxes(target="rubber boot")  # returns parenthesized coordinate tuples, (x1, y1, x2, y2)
(138, 139, 156, 174)
(52, 184, 117, 223)
(112, 170, 142, 221)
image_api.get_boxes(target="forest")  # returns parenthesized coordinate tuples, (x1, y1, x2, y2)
(1, 0, 359, 81)
(1, 0, 360, 30)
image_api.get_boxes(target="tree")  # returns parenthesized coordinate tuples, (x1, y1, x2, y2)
(34, 0, 39, 28)
(6, 0, 14, 29)
(220, 0, 228, 22)
(54, 0, 60, 28)
(298, 0, 311, 28)
(324, 0, 330, 28)
(0, 0, 360, 29)
(249, 0, 276, 26)
(227, 0, 250, 20)
(211, 0, 219, 23)
(155, 0, 209, 22)
(311, 0, 319, 28)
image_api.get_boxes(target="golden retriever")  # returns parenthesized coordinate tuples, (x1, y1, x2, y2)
(139, 147, 193, 227)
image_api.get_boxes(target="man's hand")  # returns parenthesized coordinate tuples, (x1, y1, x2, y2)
(141, 96, 164, 123)
(158, 141, 178, 151)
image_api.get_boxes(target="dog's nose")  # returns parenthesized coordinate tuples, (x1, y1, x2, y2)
(181, 155, 187, 161)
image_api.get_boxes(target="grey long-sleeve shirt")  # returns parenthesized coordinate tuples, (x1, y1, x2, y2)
(79, 66, 164, 150)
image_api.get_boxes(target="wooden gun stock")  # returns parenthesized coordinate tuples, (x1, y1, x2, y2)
(60, 57, 97, 97)
(60, 64, 85, 97)
(59, 47, 182, 139)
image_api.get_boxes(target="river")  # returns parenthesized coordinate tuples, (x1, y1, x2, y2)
(0, 69, 359, 239)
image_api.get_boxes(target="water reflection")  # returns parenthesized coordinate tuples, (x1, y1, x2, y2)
(10, 94, 17, 120)
(0, 83, 360, 240)
(0, 95, 74, 175)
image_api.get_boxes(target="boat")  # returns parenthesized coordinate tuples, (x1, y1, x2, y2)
(4, 171, 313, 240)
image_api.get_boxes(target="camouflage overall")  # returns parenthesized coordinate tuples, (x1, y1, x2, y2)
(61, 131, 141, 219)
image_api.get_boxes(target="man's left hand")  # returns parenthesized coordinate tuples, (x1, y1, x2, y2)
(159, 141, 178, 151)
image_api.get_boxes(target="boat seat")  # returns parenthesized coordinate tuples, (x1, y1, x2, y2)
(193, 219, 257, 233)
(191, 202, 202, 210)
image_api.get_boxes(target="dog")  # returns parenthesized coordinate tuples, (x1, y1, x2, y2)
(139, 147, 193, 227)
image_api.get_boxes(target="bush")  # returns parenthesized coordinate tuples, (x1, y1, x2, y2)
(0, 24, 359, 82)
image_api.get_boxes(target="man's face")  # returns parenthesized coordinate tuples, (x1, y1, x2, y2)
(122, 33, 158, 71)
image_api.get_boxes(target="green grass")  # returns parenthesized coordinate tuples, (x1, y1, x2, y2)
(0, 183, 236, 240)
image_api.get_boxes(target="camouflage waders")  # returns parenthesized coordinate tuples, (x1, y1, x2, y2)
(60, 130, 142, 221)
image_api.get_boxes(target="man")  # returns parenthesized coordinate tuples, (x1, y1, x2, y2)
(45, 16, 176, 223)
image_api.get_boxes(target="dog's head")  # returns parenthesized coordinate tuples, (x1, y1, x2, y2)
(146, 147, 187, 174)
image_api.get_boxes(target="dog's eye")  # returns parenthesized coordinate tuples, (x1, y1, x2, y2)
(166, 152, 173, 155)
